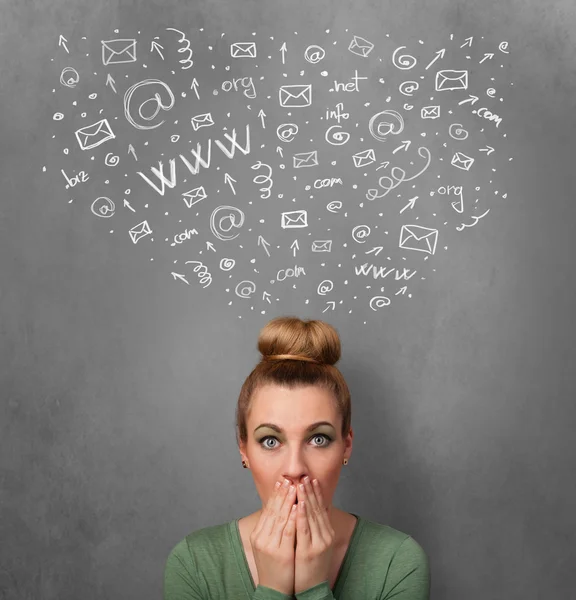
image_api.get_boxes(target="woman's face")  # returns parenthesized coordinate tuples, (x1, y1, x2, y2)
(240, 384, 353, 511)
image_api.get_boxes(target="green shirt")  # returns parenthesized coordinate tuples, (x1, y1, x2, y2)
(164, 513, 430, 600)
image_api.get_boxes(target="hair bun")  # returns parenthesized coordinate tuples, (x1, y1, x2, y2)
(257, 316, 341, 366)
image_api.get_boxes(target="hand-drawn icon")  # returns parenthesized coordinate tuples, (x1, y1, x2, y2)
(326, 200, 342, 213)
(60, 67, 80, 88)
(129, 220, 153, 244)
(368, 110, 404, 141)
(235, 280, 256, 298)
(348, 35, 374, 58)
(325, 125, 350, 146)
(449, 124, 469, 140)
(451, 152, 474, 171)
(392, 46, 417, 70)
(231, 42, 257, 58)
(279, 84, 312, 108)
(75, 118, 115, 150)
(281, 210, 308, 228)
(219, 258, 235, 271)
(104, 153, 119, 166)
(353, 149, 376, 168)
(166, 28, 194, 69)
(276, 123, 299, 142)
(435, 70, 468, 91)
(399, 81, 419, 96)
(191, 112, 214, 130)
(91, 197, 115, 218)
(251, 161, 273, 199)
(498, 41, 510, 54)
(53, 112, 64, 120)
(293, 151, 318, 168)
(312, 240, 332, 252)
(317, 280, 334, 295)
(182, 186, 207, 207)
(210, 206, 245, 241)
(184, 260, 212, 288)
(124, 79, 175, 130)
(399, 224, 438, 255)
(487, 88, 496, 98)
(102, 39, 137, 65)
(421, 105, 440, 119)
(304, 45, 326, 64)
(370, 296, 391, 310)
(352, 225, 371, 243)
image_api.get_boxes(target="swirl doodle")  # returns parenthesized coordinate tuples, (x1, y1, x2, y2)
(352, 225, 371, 243)
(251, 161, 273, 199)
(392, 46, 417, 70)
(449, 123, 469, 140)
(326, 200, 343, 213)
(166, 28, 194, 69)
(219, 258, 236, 271)
(53, 112, 64, 121)
(325, 124, 350, 146)
(123, 79, 175, 130)
(104, 153, 120, 167)
(91, 197, 115, 218)
(304, 45, 326, 64)
(184, 260, 212, 288)
(276, 123, 299, 143)
(368, 109, 404, 141)
(456, 209, 490, 231)
(370, 296, 391, 310)
(60, 67, 80, 88)
(498, 41, 510, 54)
(235, 280, 256, 298)
(210, 206, 245, 241)
(399, 80, 419, 97)
(317, 280, 334, 295)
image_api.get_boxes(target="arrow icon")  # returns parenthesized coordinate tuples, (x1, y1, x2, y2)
(224, 173, 237, 194)
(263, 291, 272, 304)
(258, 235, 271, 257)
(395, 286, 408, 295)
(280, 42, 287, 64)
(479, 53, 494, 64)
(376, 161, 390, 171)
(190, 78, 199, 99)
(365, 246, 384, 255)
(151, 40, 165, 60)
(393, 140, 411, 154)
(258, 109, 266, 129)
(291, 240, 299, 257)
(106, 74, 117, 94)
(128, 144, 138, 161)
(479, 145, 495, 155)
(58, 35, 69, 53)
(400, 196, 418, 214)
(206, 241, 216, 252)
(425, 48, 445, 70)
(123, 199, 135, 213)
(276, 146, 284, 158)
(460, 36, 473, 48)
(458, 95, 479, 106)
(323, 301, 336, 313)
(172, 272, 190, 285)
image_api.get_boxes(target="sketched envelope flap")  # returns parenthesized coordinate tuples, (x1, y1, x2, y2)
(75, 118, 115, 150)
(182, 186, 207, 207)
(352, 148, 376, 167)
(279, 84, 312, 107)
(451, 151, 474, 171)
(281, 210, 308, 228)
(399, 224, 438, 255)
(312, 240, 332, 252)
(129, 220, 153, 244)
(101, 39, 137, 65)
(191, 113, 214, 130)
(348, 35, 374, 57)
(230, 42, 257, 58)
(435, 69, 468, 91)
(293, 150, 318, 168)
(421, 105, 440, 119)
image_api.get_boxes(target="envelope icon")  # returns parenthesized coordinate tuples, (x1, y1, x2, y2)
(75, 118, 115, 151)
(421, 105, 440, 119)
(353, 149, 376, 168)
(182, 186, 207, 208)
(279, 85, 312, 108)
(293, 151, 318, 168)
(231, 42, 257, 58)
(129, 220, 152, 244)
(399, 224, 438, 255)
(451, 152, 474, 171)
(101, 39, 137, 65)
(191, 113, 214, 131)
(281, 210, 308, 229)
(435, 70, 468, 91)
(312, 240, 332, 252)
(348, 35, 374, 58)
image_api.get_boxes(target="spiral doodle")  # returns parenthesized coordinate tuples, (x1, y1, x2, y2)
(392, 46, 417, 70)
(219, 258, 236, 271)
(60, 67, 80, 88)
(368, 109, 404, 142)
(251, 161, 273, 199)
(352, 225, 371, 243)
(326, 200, 343, 213)
(276, 123, 299, 143)
(171, 134, 180, 142)
(91, 197, 115, 218)
(166, 28, 194, 69)
(399, 80, 419, 97)
(185, 261, 212, 288)
(235, 280, 256, 298)
(498, 41, 509, 54)
(370, 296, 391, 310)
(486, 88, 496, 98)
(317, 280, 334, 295)
(104, 153, 120, 167)
(325, 125, 351, 146)
(210, 206, 245, 241)
(449, 123, 469, 141)
(304, 45, 326, 64)
(53, 112, 64, 121)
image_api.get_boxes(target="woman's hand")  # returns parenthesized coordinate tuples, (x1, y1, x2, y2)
(294, 477, 336, 594)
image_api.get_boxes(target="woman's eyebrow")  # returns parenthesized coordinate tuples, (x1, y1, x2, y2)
(254, 421, 335, 434)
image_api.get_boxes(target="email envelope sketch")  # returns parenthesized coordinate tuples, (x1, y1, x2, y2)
(101, 39, 137, 65)
(312, 240, 332, 252)
(352, 149, 376, 168)
(451, 151, 474, 171)
(281, 210, 308, 229)
(75, 118, 116, 151)
(435, 70, 468, 91)
(231, 42, 257, 58)
(399, 224, 438, 255)
(279, 85, 312, 108)
(182, 186, 207, 207)
(191, 113, 214, 131)
(293, 150, 318, 168)
(421, 105, 440, 119)
(129, 220, 152, 244)
(348, 35, 374, 57)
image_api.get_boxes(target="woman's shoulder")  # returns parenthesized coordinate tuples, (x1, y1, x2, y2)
(167, 519, 233, 557)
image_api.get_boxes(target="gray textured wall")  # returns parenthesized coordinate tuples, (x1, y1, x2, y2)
(2, 0, 576, 598)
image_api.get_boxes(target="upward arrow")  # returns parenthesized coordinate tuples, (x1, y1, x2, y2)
(58, 35, 69, 53)
(151, 40, 165, 60)
(280, 42, 287, 64)
(106, 73, 117, 94)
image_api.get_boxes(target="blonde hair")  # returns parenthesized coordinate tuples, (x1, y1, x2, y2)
(235, 316, 352, 447)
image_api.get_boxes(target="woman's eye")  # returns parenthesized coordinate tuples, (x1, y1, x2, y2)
(259, 434, 332, 450)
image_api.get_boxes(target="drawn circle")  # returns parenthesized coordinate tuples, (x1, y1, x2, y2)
(53, 112, 64, 120)
(392, 46, 417, 70)
(403, 103, 414, 110)
(105, 153, 120, 166)
(487, 88, 496, 98)
(124, 79, 176, 130)
(327, 200, 342, 213)
(89, 93, 97, 99)
(498, 41, 509, 54)
(235, 280, 256, 298)
(368, 110, 404, 141)
(370, 296, 391, 310)
(304, 45, 326, 64)
(399, 80, 419, 97)
(91, 197, 115, 218)
(449, 123, 469, 140)
(171, 134, 180, 142)
(317, 280, 334, 295)
(60, 67, 80, 88)
(81, 112, 87, 118)
(352, 225, 371, 243)
(220, 258, 235, 271)
(210, 205, 245, 241)
(325, 125, 350, 146)
(277, 123, 299, 143)
(63, 148, 69, 154)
